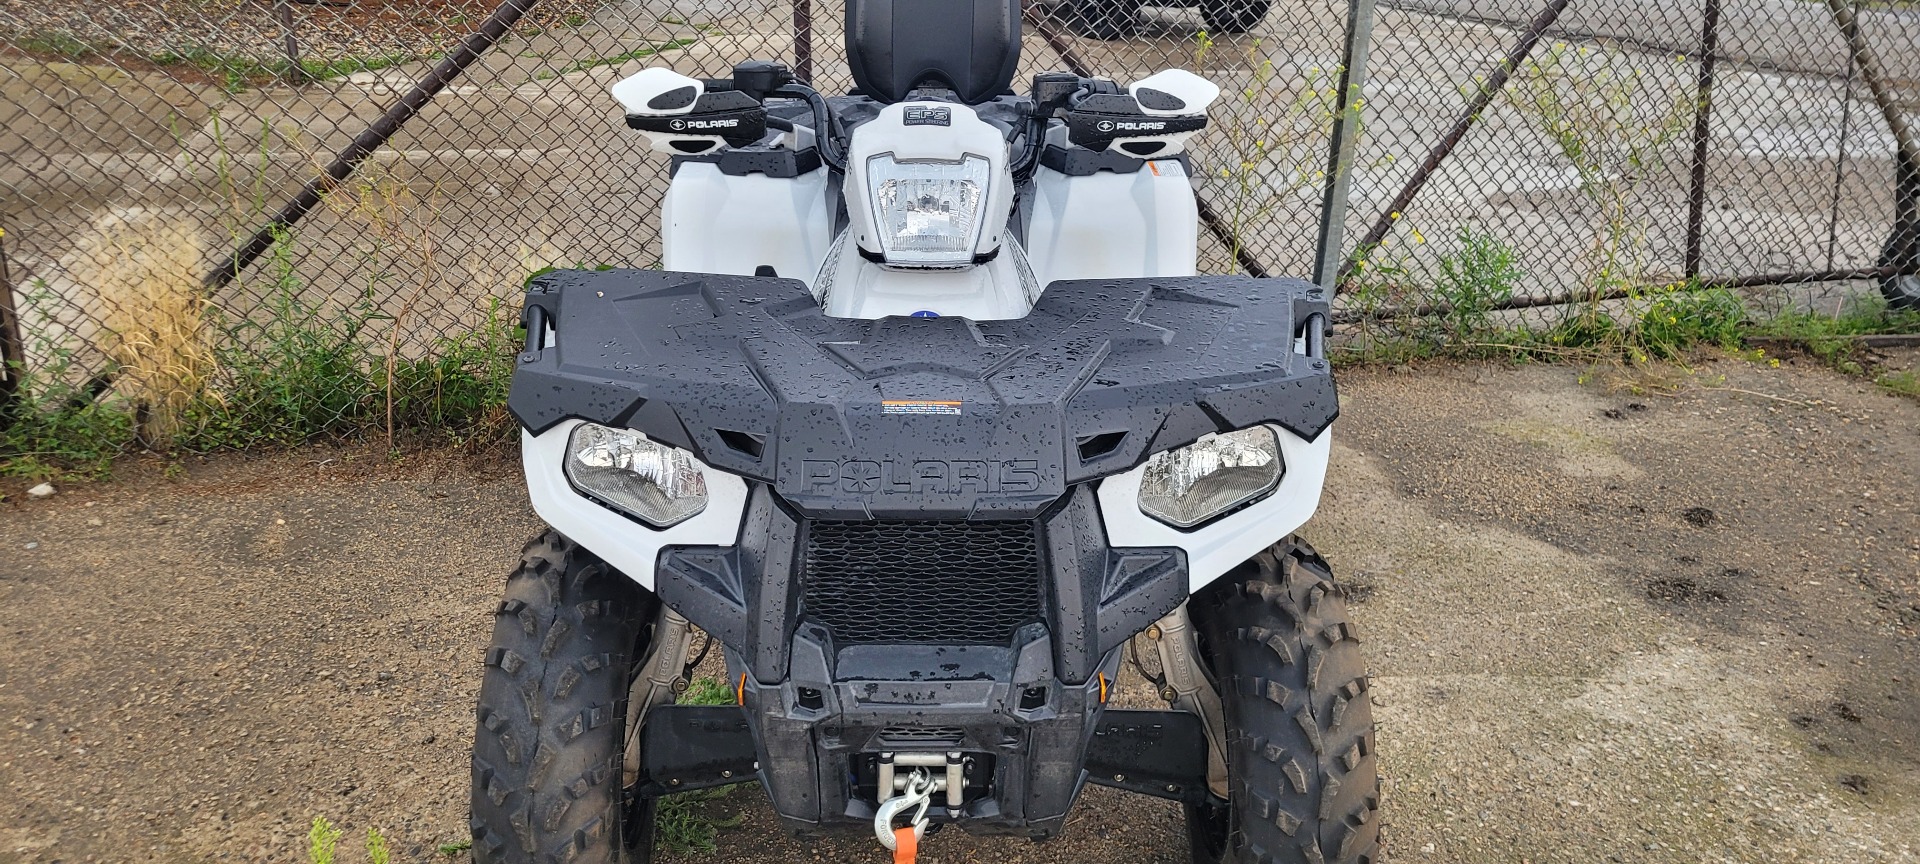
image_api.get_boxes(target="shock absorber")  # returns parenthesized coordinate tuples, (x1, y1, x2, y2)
(1150, 604, 1230, 798)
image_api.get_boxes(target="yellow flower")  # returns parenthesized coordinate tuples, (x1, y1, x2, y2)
(1412, 228, 1426, 244)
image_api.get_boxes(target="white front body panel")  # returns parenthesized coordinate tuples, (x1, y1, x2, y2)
(663, 162, 832, 288)
(1098, 425, 1333, 592)
(1025, 159, 1200, 286)
(814, 231, 1041, 320)
(522, 420, 748, 590)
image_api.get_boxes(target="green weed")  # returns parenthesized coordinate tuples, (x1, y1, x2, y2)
(679, 675, 734, 707)
(305, 818, 395, 864)
(382, 297, 520, 439)
(1635, 284, 1745, 359)
(197, 236, 384, 446)
(365, 827, 391, 864)
(1506, 44, 1693, 300)
(1877, 370, 1920, 399)
(1428, 226, 1523, 345)
(16, 31, 100, 59)
(1749, 298, 1920, 376)
(308, 817, 343, 864)
(0, 281, 137, 479)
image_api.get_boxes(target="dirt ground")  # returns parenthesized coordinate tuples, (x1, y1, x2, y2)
(2, 354, 1917, 864)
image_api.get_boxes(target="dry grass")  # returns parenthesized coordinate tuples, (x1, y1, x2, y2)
(69, 207, 216, 443)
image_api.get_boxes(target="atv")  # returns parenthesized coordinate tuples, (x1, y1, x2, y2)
(469, 0, 1377, 860)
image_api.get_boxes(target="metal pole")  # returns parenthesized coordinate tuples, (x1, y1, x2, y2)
(0, 222, 23, 426)
(276, 0, 309, 84)
(792, 0, 813, 85)
(1824, 51, 1858, 271)
(1314, 0, 1376, 290)
(1683, 0, 1721, 280)
(1339, 0, 1571, 285)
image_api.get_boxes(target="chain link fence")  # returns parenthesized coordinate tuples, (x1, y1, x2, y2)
(1, 0, 1916, 458)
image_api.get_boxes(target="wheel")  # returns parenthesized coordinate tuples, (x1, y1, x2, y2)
(470, 530, 660, 864)
(1199, 0, 1270, 34)
(1185, 537, 1380, 864)
(1881, 226, 1920, 311)
(1063, 0, 1142, 40)
(1885, 161, 1920, 310)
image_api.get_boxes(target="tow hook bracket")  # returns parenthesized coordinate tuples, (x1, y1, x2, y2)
(637, 704, 758, 797)
(1083, 709, 1211, 804)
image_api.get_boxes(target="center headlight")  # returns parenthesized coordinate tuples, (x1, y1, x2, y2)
(565, 423, 709, 527)
(1137, 427, 1284, 529)
(866, 153, 989, 268)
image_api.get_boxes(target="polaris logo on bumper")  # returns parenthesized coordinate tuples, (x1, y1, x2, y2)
(802, 459, 1042, 494)
(1096, 119, 1166, 132)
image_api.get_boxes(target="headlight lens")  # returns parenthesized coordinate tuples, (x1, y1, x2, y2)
(565, 423, 709, 527)
(1137, 427, 1284, 528)
(866, 154, 989, 268)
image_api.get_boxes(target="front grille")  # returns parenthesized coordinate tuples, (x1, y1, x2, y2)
(801, 520, 1044, 644)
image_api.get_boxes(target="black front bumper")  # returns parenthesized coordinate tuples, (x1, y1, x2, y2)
(654, 483, 1189, 835)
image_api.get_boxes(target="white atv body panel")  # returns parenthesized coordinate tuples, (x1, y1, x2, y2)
(522, 419, 748, 590)
(813, 231, 1041, 320)
(1098, 425, 1331, 591)
(662, 162, 832, 287)
(1026, 158, 1200, 286)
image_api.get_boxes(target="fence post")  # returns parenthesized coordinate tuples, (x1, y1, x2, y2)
(1314, 0, 1377, 290)
(792, 0, 813, 84)
(0, 223, 23, 427)
(276, 0, 310, 84)
(1684, 0, 1722, 281)
(1825, 51, 1858, 272)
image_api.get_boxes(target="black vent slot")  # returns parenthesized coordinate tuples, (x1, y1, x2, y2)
(715, 428, 765, 458)
(878, 726, 967, 747)
(801, 520, 1043, 644)
(1076, 431, 1127, 462)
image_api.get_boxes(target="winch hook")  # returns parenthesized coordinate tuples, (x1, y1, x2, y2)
(873, 769, 933, 862)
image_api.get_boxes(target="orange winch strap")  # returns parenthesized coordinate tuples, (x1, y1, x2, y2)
(892, 826, 917, 864)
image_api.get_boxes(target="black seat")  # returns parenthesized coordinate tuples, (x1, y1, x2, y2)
(844, 0, 1021, 105)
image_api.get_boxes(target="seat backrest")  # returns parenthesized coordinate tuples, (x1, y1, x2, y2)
(844, 0, 1021, 105)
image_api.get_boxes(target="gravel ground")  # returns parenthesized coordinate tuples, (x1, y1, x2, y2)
(1, 355, 1917, 863)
